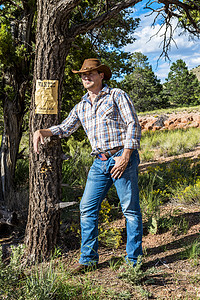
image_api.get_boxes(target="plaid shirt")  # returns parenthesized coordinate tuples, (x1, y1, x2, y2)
(49, 85, 141, 155)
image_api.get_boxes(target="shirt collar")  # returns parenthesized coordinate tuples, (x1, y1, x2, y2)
(82, 84, 111, 103)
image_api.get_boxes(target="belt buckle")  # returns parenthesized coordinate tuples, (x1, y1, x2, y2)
(98, 153, 108, 161)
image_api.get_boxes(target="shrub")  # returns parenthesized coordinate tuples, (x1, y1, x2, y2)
(140, 128, 200, 161)
(173, 179, 200, 204)
(181, 239, 200, 266)
(62, 136, 93, 187)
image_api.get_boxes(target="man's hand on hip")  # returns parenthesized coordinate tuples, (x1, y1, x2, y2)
(110, 148, 133, 179)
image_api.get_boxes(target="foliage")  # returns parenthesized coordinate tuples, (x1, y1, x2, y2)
(99, 227, 123, 249)
(120, 52, 169, 112)
(145, 212, 189, 236)
(1, 245, 127, 299)
(0, 1, 36, 68)
(181, 239, 200, 265)
(140, 173, 162, 219)
(0, 1, 35, 205)
(99, 199, 112, 224)
(139, 146, 154, 162)
(69, 3, 139, 56)
(14, 158, 29, 187)
(0, 24, 15, 65)
(164, 59, 200, 107)
(139, 157, 200, 233)
(173, 179, 200, 204)
(178, 0, 200, 36)
(140, 127, 200, 161)
(140, 158, 200, 193)
(138, 157, 200, 236)
(157, 213, 189, 235)
(24, 262, 60, 300)
(62, 136, 93, 187)
(0, 245, 25, 299)
(118, 256, 156, 287)
(98, 199, 123, 249)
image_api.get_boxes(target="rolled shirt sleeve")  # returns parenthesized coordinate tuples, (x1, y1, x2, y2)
(47, 86, 141, 154)
(49, 105, 81, 138)
(114, 90, 141, 149)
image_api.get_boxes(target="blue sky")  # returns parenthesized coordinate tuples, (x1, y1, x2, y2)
(123, 1, 200, 82)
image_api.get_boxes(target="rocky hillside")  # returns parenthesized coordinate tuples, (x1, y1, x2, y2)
(139, 111, 200, 132)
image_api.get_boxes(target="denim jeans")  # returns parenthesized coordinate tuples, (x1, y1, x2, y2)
(79, 149, 143, 267)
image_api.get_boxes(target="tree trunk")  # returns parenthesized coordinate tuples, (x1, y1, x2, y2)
(24, 0, 144, 261)
(24, 0, 71, 261)
(0, 86, 24, 210)
(0, 4, 35, 210)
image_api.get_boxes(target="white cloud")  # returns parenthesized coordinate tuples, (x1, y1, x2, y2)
(154, 62, 171, 81)
(124, 12, 200, 82)
(190, 57, 200, 66)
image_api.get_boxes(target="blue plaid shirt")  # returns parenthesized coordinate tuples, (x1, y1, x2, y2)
(49, 85, 141, 155)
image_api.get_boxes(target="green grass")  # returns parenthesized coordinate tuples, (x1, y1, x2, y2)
(140, 127, 200, 161)
(0, 245, 135, 300)
(173, 179, 200, 204)
(14, 158, 29, 187)
(118, 256, 156, 287)
(62, 136, 93, 187)
(181, 239, 200, 266)
(138, 104, 200, 116)
(138, 157, 200, 234)
(139, 157, 200, 201)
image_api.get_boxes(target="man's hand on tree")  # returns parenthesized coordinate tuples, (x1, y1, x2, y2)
(33, 130, 44, 154)
(33, 129, 53, 154)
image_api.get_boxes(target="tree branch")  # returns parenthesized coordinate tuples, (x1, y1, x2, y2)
(144, 0, 200, 59)
(159, 0, 198, 11)
(68, 0, 141, 38)
(55, 0, 81, 14)
(161, 0, 200, 33)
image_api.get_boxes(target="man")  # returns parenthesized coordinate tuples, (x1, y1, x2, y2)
(33, 58, 143, 272)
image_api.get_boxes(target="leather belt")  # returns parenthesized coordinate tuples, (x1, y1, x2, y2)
(97, 146, 123, 161)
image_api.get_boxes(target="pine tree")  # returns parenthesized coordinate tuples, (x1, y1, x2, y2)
(164, 59, 200, 107)
(120, 52, 169, 112)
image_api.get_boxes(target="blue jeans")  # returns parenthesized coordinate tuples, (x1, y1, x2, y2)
(79, 149, 143, 267)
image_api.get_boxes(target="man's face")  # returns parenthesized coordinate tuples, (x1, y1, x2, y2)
(81, 70, 104, 91)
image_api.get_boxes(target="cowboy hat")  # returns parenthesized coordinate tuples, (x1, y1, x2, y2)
(72, 58, 112, 80)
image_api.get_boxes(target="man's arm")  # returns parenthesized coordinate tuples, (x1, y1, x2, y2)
(33, 129, 53, 154)
(114, 90, 141, 150)
(110, 90, 141, 179)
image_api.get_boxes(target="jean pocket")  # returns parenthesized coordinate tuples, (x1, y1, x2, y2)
(112, 148, 124, 159)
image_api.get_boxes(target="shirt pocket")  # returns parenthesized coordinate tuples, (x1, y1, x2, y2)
(97, 101, 115, 119)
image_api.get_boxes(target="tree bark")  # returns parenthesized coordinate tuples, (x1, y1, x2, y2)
(0, 81, 24, 210)
(24, 0, 144, 262)
(0, 3, 35, 210)
(24, 0, 70, 261)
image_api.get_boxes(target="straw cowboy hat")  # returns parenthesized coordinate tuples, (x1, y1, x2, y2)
(72, 58, 112, 80)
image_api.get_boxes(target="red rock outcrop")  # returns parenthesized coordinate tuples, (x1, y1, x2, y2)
(138, 111, 200, 132)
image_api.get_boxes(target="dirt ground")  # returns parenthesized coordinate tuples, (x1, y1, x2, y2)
(139, 144, 200, 172)
(1, 147, 200, 299)
(63, 202, 200, 299)
(61, 146, 200, 300)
